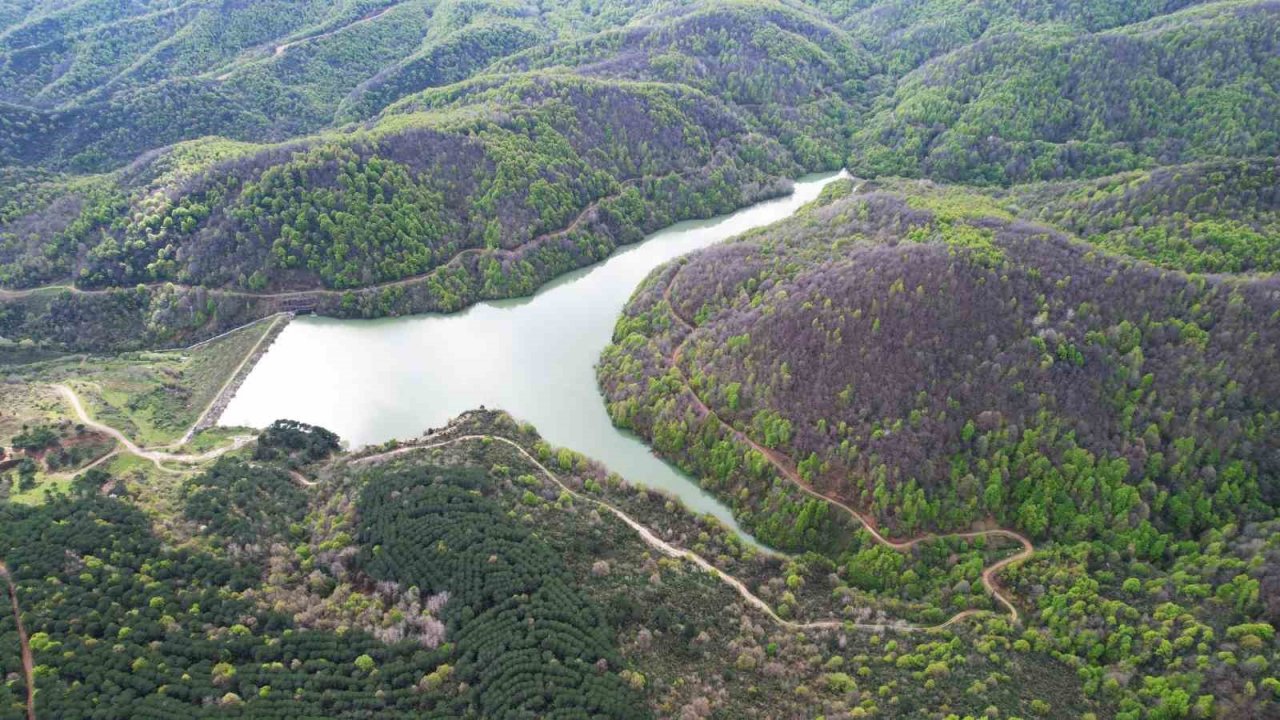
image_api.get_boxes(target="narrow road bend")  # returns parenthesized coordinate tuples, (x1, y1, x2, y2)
(348, 433, 1004, 633)
(662, 271, 1034, 623)
(53, 385, 252, 471)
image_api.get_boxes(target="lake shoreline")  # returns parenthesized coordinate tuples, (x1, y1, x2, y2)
(220, 171, 847, 539)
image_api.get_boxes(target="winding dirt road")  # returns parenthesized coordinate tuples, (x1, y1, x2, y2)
(289, 469, 318, 487)
(53, 385, 252, 471)
(0, 561, 35, 720)
(273, 4, 400, 58)
(661, 272, 1034, 623)
(348, 433, 996, 633)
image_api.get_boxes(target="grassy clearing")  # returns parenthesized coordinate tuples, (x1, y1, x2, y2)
(182, 426, 255, 453)
(1, 319, 278, 506)
(7, 472, 76, 505)
(2, 318, 274, 446)
(0, 381, 74, 441)
(71, 318, 274, 445)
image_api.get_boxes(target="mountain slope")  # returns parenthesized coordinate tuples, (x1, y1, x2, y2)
(598, 178, 1280, 719)
(0, 74, 799, 349)
(1, 0, 1278, 352)
(0, 0, 677, 169)
(1007, 157, 1280, 273)
(847, 1, 1280, 183)
(602, 181, 1280, 542)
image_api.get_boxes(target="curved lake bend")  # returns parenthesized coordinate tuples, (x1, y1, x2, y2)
(220, 171, 845, 537)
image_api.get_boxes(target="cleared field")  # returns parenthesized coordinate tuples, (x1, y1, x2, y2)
(0, 317, 282, 503)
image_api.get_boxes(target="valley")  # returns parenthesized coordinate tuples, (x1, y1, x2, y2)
(220, 171, 843, 532)
(1, 1, 1278, 718)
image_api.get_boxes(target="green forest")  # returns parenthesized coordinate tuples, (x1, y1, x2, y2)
(2, 0, 1279, 718)
(0, 413, 1098, 718)
(1, 0, 1277, 351)
(598, 169, 1280, 718)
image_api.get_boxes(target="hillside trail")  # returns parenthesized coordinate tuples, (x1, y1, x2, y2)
(661, 273, 1034, 623)
(0, 561, 36, 720)
(208, 3, 404, 81)
(52, 385, 252, 472)
(342, 433, 999, 633)
(0, 170, 683, 303)
(0, 312, 281, 467)
(273, 4, 401, 58)
(39, 449, 119, 484)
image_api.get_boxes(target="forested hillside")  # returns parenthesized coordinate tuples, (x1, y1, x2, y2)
(1008, 157, 1280, 273)
(0, 493, 476, 718)
(600, 177, 1280, 718)
(0, 412, 1103, 719)
(2, 1, 1278, 718)
(0, 0, 670, 169)
(1, 0, 1277, 350)
(604, 179, 1280, 540)
(845, 1, 1280, 183)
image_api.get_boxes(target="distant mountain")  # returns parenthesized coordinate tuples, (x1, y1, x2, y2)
(1008, 157, 1280, 273)
(846, 2, 1280, 183)
(0, 0, 1276, 353)
(0, 0, 663, 168)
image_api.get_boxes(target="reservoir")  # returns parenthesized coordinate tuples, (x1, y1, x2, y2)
(220, 171, 845, 536)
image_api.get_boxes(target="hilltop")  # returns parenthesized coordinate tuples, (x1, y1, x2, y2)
(600, 175, 1280, 717)
(1, 0, 1277, 350)
(0, 2, 1278, 717)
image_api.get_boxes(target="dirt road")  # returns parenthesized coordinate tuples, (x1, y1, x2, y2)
(0, 561, 35, 720)
(662, 271, 1034, 623)
(349, 432, 1007, 633)
(53, 385, 252, 471)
